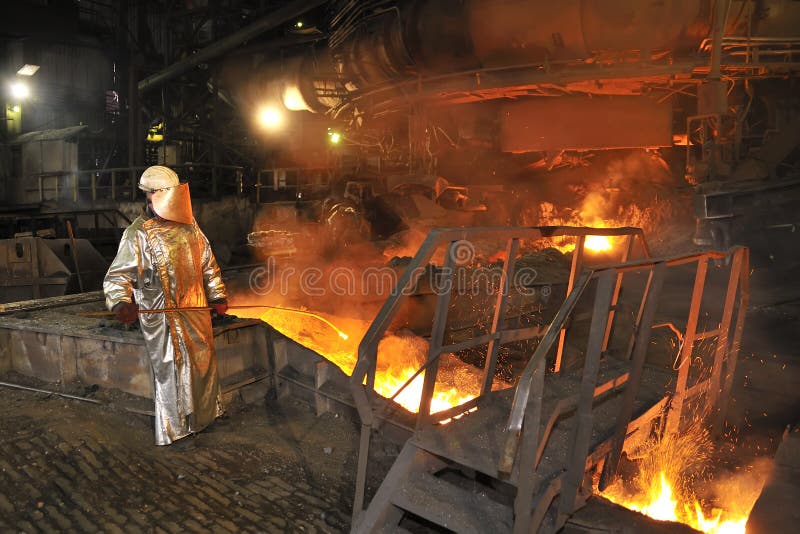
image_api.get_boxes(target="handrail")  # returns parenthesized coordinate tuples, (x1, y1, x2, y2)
(348, 226, 648, 423)
(500, 246, 748, 479)
(348, 225, 650, 522)
(26, 163, 246, 204)
(499, 269, 595, 473)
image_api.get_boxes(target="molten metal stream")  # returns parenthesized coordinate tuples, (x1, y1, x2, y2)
(230, 306, 477, 413)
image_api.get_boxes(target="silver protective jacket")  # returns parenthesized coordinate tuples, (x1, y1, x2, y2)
(103, 212, 228, 445)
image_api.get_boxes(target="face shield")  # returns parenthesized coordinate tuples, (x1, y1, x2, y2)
(147, 183, 194, 225)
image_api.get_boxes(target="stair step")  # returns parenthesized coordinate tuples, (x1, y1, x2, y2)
(412, 358, 670, 485)
(392, 471, 513, 534)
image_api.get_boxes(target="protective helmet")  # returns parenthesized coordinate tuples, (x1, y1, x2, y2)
(139, 166, 194, 224)
(138, 165, 180, 192)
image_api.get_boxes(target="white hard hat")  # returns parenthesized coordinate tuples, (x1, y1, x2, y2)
(139, 166, 180, 192)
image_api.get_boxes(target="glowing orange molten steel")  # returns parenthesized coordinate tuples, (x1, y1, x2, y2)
(602, 471, 749, 533)
(599, 428, 760, 534)
(584, 234, 614, 252)
(230, 306, 477, 414)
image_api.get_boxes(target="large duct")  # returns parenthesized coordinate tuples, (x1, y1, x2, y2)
(251, 0, 800, 114)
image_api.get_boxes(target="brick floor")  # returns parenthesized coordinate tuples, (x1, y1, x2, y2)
(0, 383, 356, 533)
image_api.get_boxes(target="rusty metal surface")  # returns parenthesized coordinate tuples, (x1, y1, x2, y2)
(499, 96, 674, 152)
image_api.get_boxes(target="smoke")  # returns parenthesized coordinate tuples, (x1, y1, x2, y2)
(695, 456, 773, 519)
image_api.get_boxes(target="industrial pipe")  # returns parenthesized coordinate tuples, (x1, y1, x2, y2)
(710, 0, 732, 79)
(137, 0, 329, 93)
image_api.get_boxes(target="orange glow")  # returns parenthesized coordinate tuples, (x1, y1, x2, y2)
(599, 427, 758, 534)
(371, 367, 475, 415)
(535, 201, 627, 254)
(230, 306, 478, 414)
(584, 234, 613, 252)
(603, 470, 749, 533)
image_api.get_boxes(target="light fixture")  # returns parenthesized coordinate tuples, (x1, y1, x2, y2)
(282, 85, 311, 111)
(16, 64, 40, 76)
(327, 129, 342, 144)
(295, 21, 304, 29)
(257, 106, 282, 129)
(9, 81, 30, 100)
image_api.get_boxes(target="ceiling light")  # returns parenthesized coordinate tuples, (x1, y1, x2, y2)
(17, 64, 40, 76)
(257, 106, 282, 129)
(282, 85, 311, 112)
(9, 81, 30, 100)
(327, 128, 342, 144)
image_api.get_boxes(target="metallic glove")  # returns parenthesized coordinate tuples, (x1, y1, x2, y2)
(210, 299, 228, 316)
(112, 301, 138, 324)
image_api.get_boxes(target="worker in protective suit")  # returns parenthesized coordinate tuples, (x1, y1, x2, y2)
(103, 166, 228, 446)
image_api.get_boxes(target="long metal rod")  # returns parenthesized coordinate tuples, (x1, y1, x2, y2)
(0, 380, 102, 404)
(137, 0, 328, 93)
(0, 380, 154, 417)
(710, 0, 732, 79)
(66, 220, 84, 292)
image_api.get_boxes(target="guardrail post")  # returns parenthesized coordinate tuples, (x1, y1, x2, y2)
(602, 234, 636, 351)
(556, 235, 585, 372)
(664, 256, 709, 435)
(599, 262, 666, 490)
(558, 269, 616, 525)
(481, 237, 519, 395)
(417, 240, 457, 428)
(131, 168, 136, 200)
(712, 248, 749, 436)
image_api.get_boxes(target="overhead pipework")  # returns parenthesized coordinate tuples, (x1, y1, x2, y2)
(253, 0, 800, 116)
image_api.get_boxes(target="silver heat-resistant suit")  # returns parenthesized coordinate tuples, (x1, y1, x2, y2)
(104, 210, 228, 445)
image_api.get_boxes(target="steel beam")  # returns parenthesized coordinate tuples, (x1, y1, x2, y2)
(137, 0, 328, 93)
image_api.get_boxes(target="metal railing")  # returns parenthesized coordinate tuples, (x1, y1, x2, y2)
(348, 225, 650, 522)
(502, 247, 749, 530)
(27, 163, 246, 204)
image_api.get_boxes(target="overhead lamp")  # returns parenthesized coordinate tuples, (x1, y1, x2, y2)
(257, 106, 283, 129)
(282, 85, 311, 112)
(17, 64, 40, 76)
(327, 129, 342, 144)
(9, 81, 30, 100)
(295, 21, 304, 29)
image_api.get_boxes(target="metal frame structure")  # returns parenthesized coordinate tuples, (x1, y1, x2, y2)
(349, 226, 649, 524)
(28, 163, 246, 205)
(348, 226, 748, 533)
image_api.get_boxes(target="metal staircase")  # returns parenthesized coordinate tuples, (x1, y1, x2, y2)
(348, 227, 748, 533)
